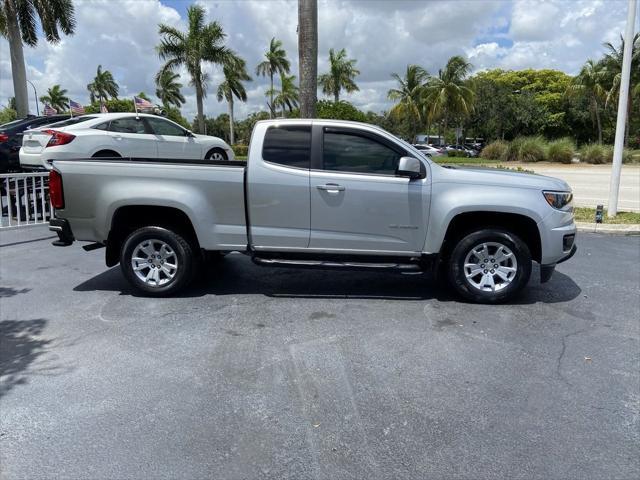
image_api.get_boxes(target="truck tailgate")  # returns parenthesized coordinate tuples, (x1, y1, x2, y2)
(53, 159, 248, 250)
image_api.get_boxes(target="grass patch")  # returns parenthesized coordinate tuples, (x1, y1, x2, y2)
(574, 207, 640, 224)
(435, 157, 501, 165)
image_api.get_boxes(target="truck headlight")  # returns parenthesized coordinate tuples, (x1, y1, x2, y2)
(543, 191, 573, 211)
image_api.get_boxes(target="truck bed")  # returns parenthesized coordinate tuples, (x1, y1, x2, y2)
(53, 158, 248, 250)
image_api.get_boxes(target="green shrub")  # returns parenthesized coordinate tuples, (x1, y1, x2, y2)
(580, 144, 607, 164)
(519, 136, 548, 162)
(447, 149, 467, 158)
(547, 138, 575, 164)
(232, 144, 248, 157)
(503, 136, 525, 162)
(480, 140, 508, 160)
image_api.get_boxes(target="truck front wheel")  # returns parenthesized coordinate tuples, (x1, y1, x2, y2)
(447, 229, 532, 304)
(120, 226, 196, 296)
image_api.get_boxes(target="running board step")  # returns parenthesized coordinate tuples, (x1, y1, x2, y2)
(251, 256, 423, 272)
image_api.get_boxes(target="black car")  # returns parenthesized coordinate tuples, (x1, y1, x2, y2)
(0, 114, 69, 173)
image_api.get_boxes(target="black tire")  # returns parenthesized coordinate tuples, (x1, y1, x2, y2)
(92, 150, 121, 158)
(205, 147, 228, 161)
(447, 228, 532, 304)
(120, 226, 196, 296)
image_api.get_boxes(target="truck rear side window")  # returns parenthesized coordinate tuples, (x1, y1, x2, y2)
(262, 126, 311, 169)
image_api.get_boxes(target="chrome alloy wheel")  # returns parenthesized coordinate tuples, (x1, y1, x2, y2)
(463, 242, 518, 292)
(209, 151, 225, 161)
(131, 239, 178, 287)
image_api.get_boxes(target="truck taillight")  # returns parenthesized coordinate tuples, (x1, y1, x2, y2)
(42, 129, 75, 147)
(49, 170, 64, 209)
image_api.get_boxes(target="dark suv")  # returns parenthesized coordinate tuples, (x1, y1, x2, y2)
(0, 115, 69, 172)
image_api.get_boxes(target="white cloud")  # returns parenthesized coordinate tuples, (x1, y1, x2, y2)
(0, 0, 635, 120)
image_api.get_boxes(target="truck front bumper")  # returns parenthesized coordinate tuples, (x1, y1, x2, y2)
(537, 208, 577, 283)
(49, 218, 74, 246)
(540, 243, 577, 283)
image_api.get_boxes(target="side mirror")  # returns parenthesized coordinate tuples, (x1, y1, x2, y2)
(185, 130, 195, 137)
(396, 156, 422, 179)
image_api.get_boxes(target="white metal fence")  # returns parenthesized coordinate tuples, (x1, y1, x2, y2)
(0, 172, 54, 228)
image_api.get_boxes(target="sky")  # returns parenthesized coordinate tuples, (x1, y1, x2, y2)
(0, 0, 638, 121)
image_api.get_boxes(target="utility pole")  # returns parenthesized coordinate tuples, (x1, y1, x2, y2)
(607, 0, 637, 217)
(27, 80, 39, 116)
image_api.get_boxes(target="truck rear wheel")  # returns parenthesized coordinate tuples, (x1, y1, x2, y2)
(120, 226, 196, 296)
(447, 228, 531, 304)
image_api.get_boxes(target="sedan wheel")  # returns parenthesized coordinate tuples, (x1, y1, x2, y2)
(206, 148, 228, 161)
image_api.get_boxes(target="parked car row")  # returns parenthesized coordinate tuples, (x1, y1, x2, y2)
(1, 113, 235, 173)
(413, 142, 484, 159)
(0, 114, 69, 172)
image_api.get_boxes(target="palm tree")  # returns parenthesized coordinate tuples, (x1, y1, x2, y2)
(424, 55, 475, 143)
(256, 37, 291, 118)
(601, 33, 640, 145)
(298, 0, 317, 118)
(387, 65, 430, 142)
(216, 58, 251, 144)
(39, 84, 69, 112)
(157, 5, 236, 134)
(568, 59, 607, 144)
(273, 74, 299, 115)
(155, 70, 185, 109)
(318, 48, 360, 103)
(87, 65, 119, 105)
(0, 0, 75, 117)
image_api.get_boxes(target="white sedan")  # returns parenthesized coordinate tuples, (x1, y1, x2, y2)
(20, 112, 235, 170)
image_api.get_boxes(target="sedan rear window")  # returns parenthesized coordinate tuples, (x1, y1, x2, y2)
(42, 115, 98, 128)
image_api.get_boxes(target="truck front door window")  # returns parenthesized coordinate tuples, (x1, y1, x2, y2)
(323, 132, 401, 175)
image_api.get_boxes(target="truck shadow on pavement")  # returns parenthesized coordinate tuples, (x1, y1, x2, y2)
(73, 254, 582, 304)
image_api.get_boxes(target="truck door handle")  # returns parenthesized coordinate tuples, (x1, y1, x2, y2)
(316, 183, 345, 193)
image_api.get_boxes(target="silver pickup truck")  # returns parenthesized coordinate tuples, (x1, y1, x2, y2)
(49, 119, 577, 303)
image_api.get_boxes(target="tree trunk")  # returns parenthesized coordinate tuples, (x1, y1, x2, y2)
(228, 97, 235, 145)
(269, 73, 274, 119)
(334, 89, 339, 103)
(195, 80, 205, 134)
(6, 0, 29, 117)
(298, 0, 317, 118)
(443, 115, 448, 145)
(594, 99, 603, 144)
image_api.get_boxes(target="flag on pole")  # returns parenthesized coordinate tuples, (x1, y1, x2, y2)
(69, 100, 85, 115)
(43, 104, 57, 116)
(100, 103, 109, 113)
(134, 96, 154, 111)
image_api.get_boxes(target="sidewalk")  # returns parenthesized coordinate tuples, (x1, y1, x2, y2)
(576, 221, 640, 235)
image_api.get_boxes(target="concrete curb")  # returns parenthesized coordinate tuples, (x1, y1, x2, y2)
(576, 222, 640, 235)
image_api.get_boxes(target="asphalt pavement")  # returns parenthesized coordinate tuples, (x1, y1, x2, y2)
(1, 226, 639, 479)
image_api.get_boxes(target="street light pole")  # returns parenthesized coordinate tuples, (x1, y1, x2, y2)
(26, 80, 39, 116)
(607, 0, 637, 217)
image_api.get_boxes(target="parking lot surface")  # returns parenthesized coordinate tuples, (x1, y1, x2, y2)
(1, 227, 639, 479)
